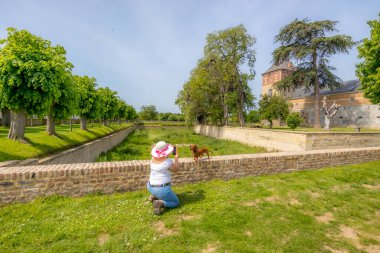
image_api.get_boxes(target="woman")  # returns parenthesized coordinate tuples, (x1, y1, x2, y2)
(147, 141, 180, 215)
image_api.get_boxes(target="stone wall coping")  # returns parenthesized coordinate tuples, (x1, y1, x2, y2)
(206, 125, 380, 135)
(1, 146, 380, 176)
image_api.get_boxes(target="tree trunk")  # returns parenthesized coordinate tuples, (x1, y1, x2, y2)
(237, 84, 245, 127)
(103, 120, 108, 126)
(220, 83, 229, 126)
(1, 108, 11, 127)
(8, 110, 26, 140)
(313, 50, 321, 128)
(46, 104, 55, 136)
(118, 118, 121, 125)
(324, 115, 331, 131)
(70, 117, 72, 132)
(80, 117, 87, 130)
(269, 120, 273, 129)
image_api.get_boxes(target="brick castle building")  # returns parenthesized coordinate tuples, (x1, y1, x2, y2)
(261, 61, 380, 128)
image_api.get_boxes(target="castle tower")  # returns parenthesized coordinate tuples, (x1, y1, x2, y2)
(261, 61, 294, 96)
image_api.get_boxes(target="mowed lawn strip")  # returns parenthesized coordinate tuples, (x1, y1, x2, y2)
(0, 123, 133, 162)
(0, 161, 379, 252)
(96, 127, 267, 161)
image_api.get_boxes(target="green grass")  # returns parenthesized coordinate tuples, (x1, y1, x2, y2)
(1, 161, 379, 252)
(0, 123, 133, 162)
(96, 127, 267, 161)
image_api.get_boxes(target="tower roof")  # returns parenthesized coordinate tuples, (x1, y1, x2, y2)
(262, 61, 294, 75)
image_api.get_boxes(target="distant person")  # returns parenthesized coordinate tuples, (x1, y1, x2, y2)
(147, 141, 180, 215)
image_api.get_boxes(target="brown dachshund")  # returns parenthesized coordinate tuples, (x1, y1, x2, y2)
(190, 144, 212, 162)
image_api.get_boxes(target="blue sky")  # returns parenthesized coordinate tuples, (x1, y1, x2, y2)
(0, 0, 378, 113)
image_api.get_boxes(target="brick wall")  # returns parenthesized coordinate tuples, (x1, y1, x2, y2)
(1, 147, 380, 205)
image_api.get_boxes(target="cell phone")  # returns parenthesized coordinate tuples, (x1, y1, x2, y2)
(172, 147, 177, 155)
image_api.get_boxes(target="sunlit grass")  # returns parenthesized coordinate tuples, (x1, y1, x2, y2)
(96, 127, 267, 161)
(0, 123, 133, 162)
(1, 161, 379, 252)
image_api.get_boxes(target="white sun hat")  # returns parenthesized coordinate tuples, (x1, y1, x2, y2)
(151, 141, 174, 158)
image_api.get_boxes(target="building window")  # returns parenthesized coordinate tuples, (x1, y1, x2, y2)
(350, 98, 355, 104)
(268, 89, 272, 97)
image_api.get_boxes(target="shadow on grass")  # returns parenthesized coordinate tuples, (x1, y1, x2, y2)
(0, 150, 25, 161)
(23, 137, 59, 155)
(177, 189, 205, 207)
(54, 133, 78, 145)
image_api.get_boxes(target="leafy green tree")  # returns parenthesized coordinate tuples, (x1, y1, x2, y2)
(286, 112, 303, 130)
(97, 87, 119, 126)
(246, 110, 260, 123)
(116, 98, 128, 124)
(125, 104, 138, 120)
(176, 57, 222, 125)
(158, 113, 170, 121)
(74, 75, 101, 130)
(139, 105, 158, 120)
(258, 95, 290, 128)
(273, 19, 355, 128)
(176, 25, 256, 126)
(204, 24, 256, 126)
(356, 13, 380, 104)
(0, 28, 73, 140)
(46, 72, 77, 135)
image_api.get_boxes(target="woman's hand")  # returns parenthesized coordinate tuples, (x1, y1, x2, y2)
(174, 145, 179, 159)
(170, 145, 180, 172)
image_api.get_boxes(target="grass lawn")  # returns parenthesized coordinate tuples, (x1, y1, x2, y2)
(0, 161, 379, 252)
(0, 123, 133, 162)
(96, 127, 267, 161)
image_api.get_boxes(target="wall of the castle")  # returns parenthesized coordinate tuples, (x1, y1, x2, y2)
(289, 92, 380, 128)
(261, 69, 293, 96)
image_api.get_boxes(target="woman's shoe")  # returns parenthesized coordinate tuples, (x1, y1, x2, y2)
(153, 200, 165, 215)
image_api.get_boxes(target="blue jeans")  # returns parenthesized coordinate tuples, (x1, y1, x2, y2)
(147, 182, 179, 208)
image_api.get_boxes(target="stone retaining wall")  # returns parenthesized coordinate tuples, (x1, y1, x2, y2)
(1, 147, 380, 205)
(194, 125, 380, 151)
(0, 125, 140, 167)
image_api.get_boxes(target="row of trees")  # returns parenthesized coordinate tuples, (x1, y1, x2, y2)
(138, 105, 184, 121)
(176, 17, 363, 127)
(0, 28, 137, 140)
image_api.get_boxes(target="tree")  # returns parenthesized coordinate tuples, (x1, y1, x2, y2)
(139, 105, 158, 120)
(125, 104, 138, 120)
(0, 28, 73, 140)
(286, 112, 303, 130)
(46, 72, 77, 135)
(97, 87, 118, 126)
(356, 13, 380, 104)
(176, 57, 222, 125)
(74, 75, 101, 130)
(204, 24, 256, 127)
(273, 19, 355, 128)
(116, 98, 128, 124)
(246, 110, 260, 123)
(258, 95, 290, 128)
(176, 25, 256, 126)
